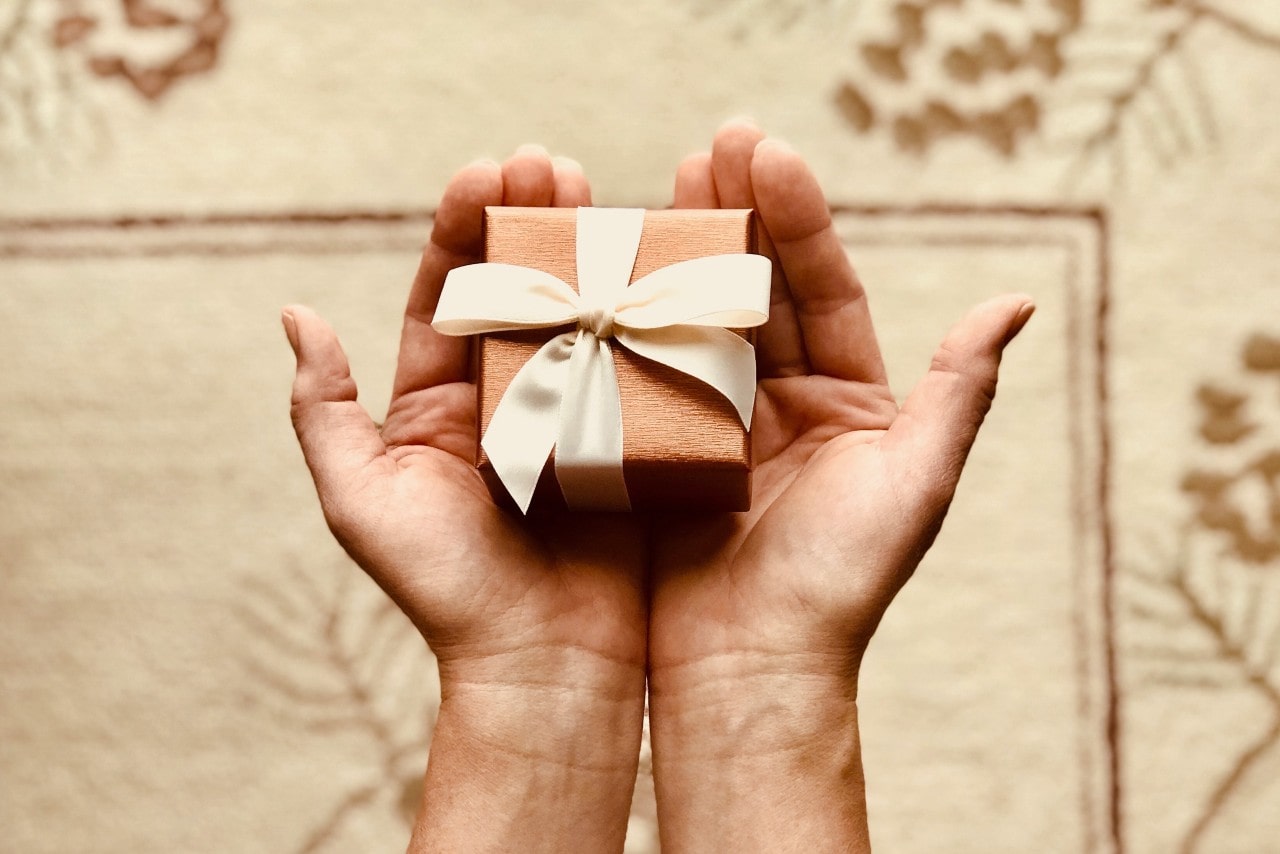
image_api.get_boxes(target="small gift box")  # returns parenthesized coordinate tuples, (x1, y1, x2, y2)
(433, 206, 771, 513)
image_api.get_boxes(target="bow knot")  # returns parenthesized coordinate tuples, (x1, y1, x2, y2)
(431, 207, 771, 513)
(581, 304, 615, 339)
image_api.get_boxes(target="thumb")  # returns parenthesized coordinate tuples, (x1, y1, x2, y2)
(885, 295, 1034, 505)
(282, 305, 386, 508)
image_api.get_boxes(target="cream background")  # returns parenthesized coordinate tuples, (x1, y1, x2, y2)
(3, 1, 1280, 851)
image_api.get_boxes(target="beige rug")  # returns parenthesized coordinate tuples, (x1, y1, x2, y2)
(3, 1, 1279, 851)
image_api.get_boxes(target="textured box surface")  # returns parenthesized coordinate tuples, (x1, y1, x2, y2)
(478, 206, 758, 511)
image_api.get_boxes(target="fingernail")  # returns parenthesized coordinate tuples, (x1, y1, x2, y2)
(467, 157, 500, 170)
(281, 309, 300, 356)
(1005, 301, 1036, 344)
(758, 137, 795, 155)
(515, 143, 550, 158)
(725, 115, 759, 129)
(551, 155, 584, 173)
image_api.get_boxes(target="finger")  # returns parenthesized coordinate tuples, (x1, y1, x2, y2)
(885, 295, 1035, 506)
(709, 121, 808, 378)
(393, 159, 503, 397)
(502, 143, 555, 206)
(709, 118, 764, 209)
(551, 155, 592, 207)
(751, 139, 887, 384)
(672, 152, 719, 209)
(283, 305, 387, 515)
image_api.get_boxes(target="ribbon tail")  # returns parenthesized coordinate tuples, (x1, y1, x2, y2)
(555, 330, 630, 512)
(481, 332, 576, 514)
(616, 327, 758, 428)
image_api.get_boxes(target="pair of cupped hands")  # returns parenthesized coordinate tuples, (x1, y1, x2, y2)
(282, 122, 1032, 853)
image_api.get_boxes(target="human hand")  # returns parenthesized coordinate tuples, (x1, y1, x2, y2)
(646, 122, 1034, 851)
(283, 146, 646, 852)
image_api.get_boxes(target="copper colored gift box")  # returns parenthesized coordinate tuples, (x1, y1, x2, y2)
(474, 206, 760, 512)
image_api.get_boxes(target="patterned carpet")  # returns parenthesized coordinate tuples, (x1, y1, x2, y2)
(3, 1, 1279, 851)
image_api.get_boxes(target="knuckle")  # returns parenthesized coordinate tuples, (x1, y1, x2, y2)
(930, 343, 998, 412)
(290, 369, 358, 413)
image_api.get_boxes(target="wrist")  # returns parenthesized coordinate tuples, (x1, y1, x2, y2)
(648, 650, 869, 852)
(437, 643, 646, 771)
(650, 647, 858, 758)
(409, 646, 646, 853)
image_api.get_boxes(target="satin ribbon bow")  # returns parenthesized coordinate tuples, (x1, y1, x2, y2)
(431, 207, 771, 513)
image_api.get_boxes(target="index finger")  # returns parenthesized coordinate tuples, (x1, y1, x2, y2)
(392, 160, 503, 399)
(750, 140, 887, 385)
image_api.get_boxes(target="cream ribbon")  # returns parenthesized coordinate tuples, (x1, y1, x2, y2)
(432, 207, 771, 513)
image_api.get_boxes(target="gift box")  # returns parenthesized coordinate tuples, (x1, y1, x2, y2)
(434, 206, 771, 513)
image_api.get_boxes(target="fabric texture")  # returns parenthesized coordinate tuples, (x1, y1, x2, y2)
(2, 1, 1279, 851)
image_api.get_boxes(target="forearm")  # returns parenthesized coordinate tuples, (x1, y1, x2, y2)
(407, 648, 646, 854)
(649, 651, 869, 853)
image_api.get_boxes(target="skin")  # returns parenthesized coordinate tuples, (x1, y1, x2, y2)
(283, 125, 1033, 853)
(284, 145, 649, 853)
(648, 123, 1033, 852)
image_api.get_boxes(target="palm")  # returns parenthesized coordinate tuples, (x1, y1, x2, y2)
(397, 384, 645, 662)
(287, 149, 647, 673)
(650, 125, 1031, 676)
(652, 379, 903, 668)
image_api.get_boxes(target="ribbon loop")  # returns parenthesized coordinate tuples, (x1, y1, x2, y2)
(432, 207, 771, 513)
(615, 254, 772, 330)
